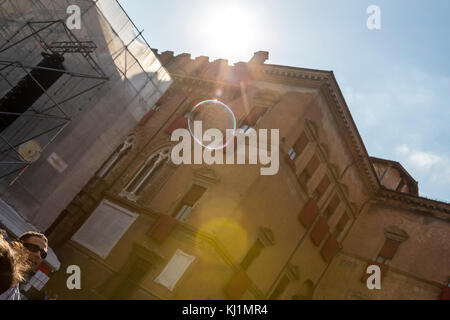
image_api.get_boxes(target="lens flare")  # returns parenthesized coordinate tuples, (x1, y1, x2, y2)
(194, 217, 248, 265)
(187, 99, 236, 150)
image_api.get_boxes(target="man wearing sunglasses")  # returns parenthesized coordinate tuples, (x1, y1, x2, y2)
(19, 231, 48, 271)
(0, 231, 48, 300)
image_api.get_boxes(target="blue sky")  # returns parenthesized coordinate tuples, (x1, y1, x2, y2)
(119, 0, 450, 202)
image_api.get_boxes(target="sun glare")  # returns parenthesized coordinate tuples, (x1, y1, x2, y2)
(194, 2, 262, 62)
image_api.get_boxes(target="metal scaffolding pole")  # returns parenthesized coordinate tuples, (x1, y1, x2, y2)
(0, 18, 109, 185)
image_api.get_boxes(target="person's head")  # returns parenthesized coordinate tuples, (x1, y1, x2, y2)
(19, 231, 48, 270)
(0, 232, 29, 295)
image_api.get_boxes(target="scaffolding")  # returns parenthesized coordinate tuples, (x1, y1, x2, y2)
(0, 17, 109, 184)
(0, 0, 171, 231)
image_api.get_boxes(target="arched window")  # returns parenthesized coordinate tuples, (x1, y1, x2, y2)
(121, 147, 170, 200)
(97, 135, 135, 179)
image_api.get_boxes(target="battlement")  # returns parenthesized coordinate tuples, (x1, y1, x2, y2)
(151, 49, 269, 83)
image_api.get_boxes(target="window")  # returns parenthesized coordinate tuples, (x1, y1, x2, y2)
(299, 170, 311, 183)
(269, 275, 290, 300)
(288, 148, 296, 161)
(172, 185, 207, 222)
(237, 122, 255, 135)
(72, 200, 138, 259)
(324, 194, 340, 220)
(310, 217, 329, 246)
(122, 147, 170, 200)
(298, 200, 319, 228)
(236, 107, 268, 135)
(174, 204, 192, 222)
(313, 175, 330, 201)
(376, 256, 391, 265)
(154, 249, 195, 291)
(97, 135, 135, 178)
(225, 270, 252, 300)
(298, 154, 320, 184)
(375, 238, 401, 265)
(240, 239, 264, 270)
(291, 132, 309, 160)
(333, 212, 349, 238)
(244, 107, 267, 127)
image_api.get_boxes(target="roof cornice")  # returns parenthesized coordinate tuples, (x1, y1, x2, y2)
(376, 188, 450, 220)
(157, 53, 449, 218)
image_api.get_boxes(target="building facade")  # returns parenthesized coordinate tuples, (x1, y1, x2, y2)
(45, 50, 450, 300)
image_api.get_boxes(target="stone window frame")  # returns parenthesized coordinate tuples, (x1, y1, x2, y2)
(268, 264, 299, 300)
(375, 226, 409, 265)
(240, 227, 275, 271)
(120, 147, 171, 201)
(97, 135, 135, 179)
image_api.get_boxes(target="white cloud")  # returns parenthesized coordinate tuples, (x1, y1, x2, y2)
(394, 145, 450, 190)
(408, 151, 441, 171)
(395, 145, 409, 156)
(343, 66, 450, 201)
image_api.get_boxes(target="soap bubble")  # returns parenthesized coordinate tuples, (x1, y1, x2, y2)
(187, 99, 236, 150)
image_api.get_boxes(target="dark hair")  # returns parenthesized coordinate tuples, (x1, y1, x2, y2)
(0, 231, 30, 295)
(19, 231, 48, 246)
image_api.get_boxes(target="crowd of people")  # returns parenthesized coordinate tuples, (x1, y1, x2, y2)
(0, 229, 50, 300)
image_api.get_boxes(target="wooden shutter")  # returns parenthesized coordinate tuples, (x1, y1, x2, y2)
(36, 263, 51, 276)
(269, 275, 290, 300)
(298, 200, 319, 228)
(285, 154, 296, 171)
(328, 194, 340, 210)
(293, 132, 308, 155)
(316, 175, 330, 196)
(325, 194, 340, 219)
(225, 270, 252, 300)
(182, 185, 207, 206)
(147, 214, 178, 242)
(245, 107, 267, 126)
(320, 235, 340, 262)
(164, 117, 188, 134)
(305, 155, 320, 177)
(310, 217, 330, 246)
(240, 239, 264, 270)
(378, 238, 401, 259)
(337, 212, 350, 230)
(439, 287, 450, 300)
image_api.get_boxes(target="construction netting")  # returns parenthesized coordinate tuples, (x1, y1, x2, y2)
(0, 0, 171, 230)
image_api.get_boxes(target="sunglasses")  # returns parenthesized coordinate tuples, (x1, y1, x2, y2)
(22, 242, 47, 259)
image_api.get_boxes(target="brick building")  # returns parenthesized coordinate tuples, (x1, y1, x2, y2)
(45, 50, 450, 300)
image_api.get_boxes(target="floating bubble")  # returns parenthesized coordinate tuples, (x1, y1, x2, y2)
(187, 99, 236, 150)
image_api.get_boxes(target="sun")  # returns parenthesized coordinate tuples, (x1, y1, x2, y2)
(193, 2, 262, 63)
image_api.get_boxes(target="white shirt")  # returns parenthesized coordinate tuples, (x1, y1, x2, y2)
(0, 285, 20, 300)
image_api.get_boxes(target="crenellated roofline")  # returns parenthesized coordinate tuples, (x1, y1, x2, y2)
(151, 49, 450, 219)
